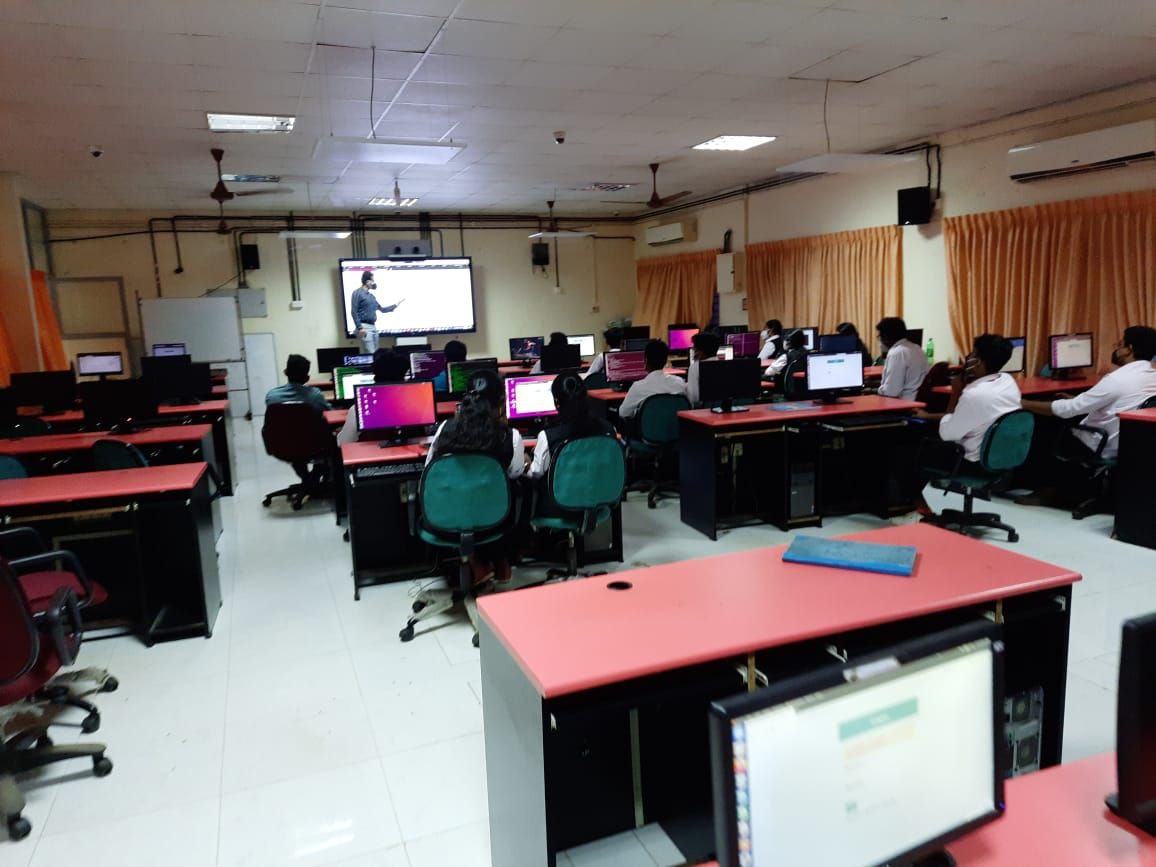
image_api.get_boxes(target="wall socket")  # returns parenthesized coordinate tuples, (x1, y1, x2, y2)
(591, 305, 600, 313)
(289, 300, 305, 310)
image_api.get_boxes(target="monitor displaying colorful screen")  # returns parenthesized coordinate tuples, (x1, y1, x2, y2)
(343, 354, 373, 367)
(339, 257, 476, 338)
(668, 326, 700, 351)
(409, 350, 447, 380)
(509, 336, 543, 360)
(605, 351, 648, 383)
(355, 382, 436, 432)
(335, 367, 375, 400)
(448, 358, 499, 394)
(504, 375, 558, 421)
(726, 332, 760, 357)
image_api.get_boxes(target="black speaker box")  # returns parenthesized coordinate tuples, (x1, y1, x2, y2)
(240, 243, 261, 270)
(898, 186, 933, 226)
(531, 242, 550, 267)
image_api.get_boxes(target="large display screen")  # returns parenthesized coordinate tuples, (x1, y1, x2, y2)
(339, 257, 476, 338)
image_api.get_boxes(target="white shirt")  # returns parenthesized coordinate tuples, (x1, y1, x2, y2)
(767, 352, 791, 376)
(528, 360, 542, 375)
(335, 408, 358, 446)
(585, 348, 618, 378)
(939, 373, 1023, 463)
(528, 430, 551, 478)
(758, 335, 782, 361)
(1051, 360, 1156, 458)
(687, 358, 701, 406)
(618, 370, 688, 419)
(878, 339, 930, 401)
(425, 419, 525, 478)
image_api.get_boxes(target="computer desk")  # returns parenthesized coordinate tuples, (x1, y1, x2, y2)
(1114, 407, 1156, 549)
(0, 464, 220, 645)
(323, 401, 459, 432)
(478, 523, 1079, 867)
(932, 375, 1101, 397)
(0, 425, 215, 477)
(679, 395, 924, 539)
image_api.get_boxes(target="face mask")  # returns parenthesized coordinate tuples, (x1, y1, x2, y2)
(760, 330, 769, 342)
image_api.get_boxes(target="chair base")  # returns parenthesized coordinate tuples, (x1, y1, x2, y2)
(922, 509, 1019, 543)
(399, 587, 483, 647)
(262, 482, 328, 512)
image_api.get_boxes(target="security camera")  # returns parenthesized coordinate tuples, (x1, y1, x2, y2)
(88, 146, 103, 158)
(553, 131, 566, 145)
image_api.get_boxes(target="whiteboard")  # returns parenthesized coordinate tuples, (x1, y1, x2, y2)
(140, 297, 243, 362)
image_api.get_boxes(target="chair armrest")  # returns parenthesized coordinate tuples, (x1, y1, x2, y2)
(1072, 423, 1108, 459)
(0, 527, 48, 559)
(32, 586, 82, 667)
(1053, 420, 1108, 462)
(916, 436, 965, 477)
(9, 550, 95, 602)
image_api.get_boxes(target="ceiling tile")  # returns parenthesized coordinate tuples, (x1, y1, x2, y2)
(317, 7, 443, 52)
(315, 45, 416, 78)
(191, 36, 313, 72)
(456, 0, 574, 26)
(713, 41, 844, 78)
(626, 36, 754, 73)
(671, 1, 823, 42)
(504, 61, 611, 90)
(791, 49, 923, 82)
(528, 29, 661, 66)
(436, 20, 560, 60)
(412, 53, 522, 85)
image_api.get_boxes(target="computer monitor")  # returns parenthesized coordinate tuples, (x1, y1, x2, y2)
(1001, 337, 1026, 374)
(725, 332, 760, 358)
(1049, 332, 1094, 372)
(718, 325, 750, 337)
(8, 371, 77, 413)
(709, 622, 1004, 867)
(391, 343, 432, 359)
(541, 343, 581, 373)
(409, 350, 447, 381)
(605, 351, 648, 386)
(343, 354, 374, 368)
(79, 379, 159, 430)
(623, 337, 650, 352)
(448, 358, 499, 395)
(354, 382, 436, 440)
(152, 343, 187, 357)
(334, 367, 375, 401)
(906, 328, 924, 347)
(818, 334, 859, 354)
(1108, 612, 1156, 834)
(141, 355, 193, 404)
(567, 333, 596, 358)
(505, 375, 559, 422)
(186, 362, 213, 400)
(786, 327, 818, 351)
(716, 345, 735, 361)
(805, 352, 865, 403)
(76, 352, 124, 378)
(668, 324, 700, 352)
(316, 346, 356, 375)
(699, 358, 762, 411)
(620, 325, 650, 341)
(509, 336, 544, 361)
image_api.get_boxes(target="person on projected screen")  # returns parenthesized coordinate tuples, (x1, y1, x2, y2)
(351, 270, 404, 354)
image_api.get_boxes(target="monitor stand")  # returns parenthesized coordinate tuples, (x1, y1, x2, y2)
(1049, 369, 1080, 381)
(710, 399, 750, 414)
(817, 393, 848, 405)
(1105, 792, 1156, 835)
(892, 851, 956, 867)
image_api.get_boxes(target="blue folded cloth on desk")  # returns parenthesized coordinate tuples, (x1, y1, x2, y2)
(782, 535, 917, 576)
(769, 401, 818, 412)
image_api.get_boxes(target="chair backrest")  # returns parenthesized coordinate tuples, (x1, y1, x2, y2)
(262, 402, 334, 462)
(583, 371, 608, 390)
(549, 435, 626, 512)
(92, 439, 149, 470)
(637, 393, 691, 445)
(1140, 395, 1156, 410)
(0, 418, 52, 438)
(0, 560, 37, 688)
(916, 361, 953, 404)
(420, 453, 511, 536)
(979, 410, 1035, 472)
(782, 352, 809, 399)
(0, 455, 27, 480)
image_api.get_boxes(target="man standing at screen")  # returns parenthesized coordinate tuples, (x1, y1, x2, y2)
(351, 270, 403, 354)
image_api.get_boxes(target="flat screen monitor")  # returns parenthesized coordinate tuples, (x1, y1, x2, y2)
(9, 371, 77, 413)
(335, 368, 375, 401)
(152, 343, 187, 357)
(76, 352, 124, 377)
(541, 344, 581, 373)
(567, 333, 596, 358)
(668, 324, 700, 352)
(79, 379, 159, 429)
(718, 325, 750, 336)
(1001, 337, 1026, 374)
(354, 382, 436, 434)
(699, 358, 762, 407)
(505, 375, 558, 421)
(448, 358, 499, 395)
(819, 334, 858, 354)
(409, 350, 447, 381)
(343, 354, 374, 368)
(709, 623, 1004, 867)
(605, 351, 648, 384)
(623, 337, 650, 352)
(316, 346, 355, 374)
(392, 343, 432, 358)
(621, 325, 650, 341)
(787, 327, 818, 351)
(1109, 612, 1156, 834)
(907, 328, 924, 347)
(509, 336, 544, 361)
(1050, 332, 1093, 371)
(140, 355, 192, 402)
(716, 345, 735, 361)
(725, 332, 760, 358)
(805, 352, 865, 402)
(339, 257, 476, 338)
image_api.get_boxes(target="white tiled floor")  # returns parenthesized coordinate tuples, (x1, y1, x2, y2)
(3, 418, 1154, 865)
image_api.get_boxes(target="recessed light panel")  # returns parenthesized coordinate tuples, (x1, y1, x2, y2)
(207, 113, 295, 133)
(693, 135, 777, 151)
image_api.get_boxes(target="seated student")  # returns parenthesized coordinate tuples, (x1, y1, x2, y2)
(876, 317, 929, 401)
(767, 328, 808, 376)
(433, 339, 467, 393)
(265, 354, 330, 412)
(530, 332, 570, 375)
(585, 327, 623, 378)
(836, 321, 875, 369)
(528, 373, 616, 479)
(618, 339, 688, 419)
(1023, 325, 1156, 459)
(336, 349, 409, 446)
(758, 319, 784, 360)
(427, 369, 524, 479)
(687, 329, 723, 407)
(930, 333, 1023, 463)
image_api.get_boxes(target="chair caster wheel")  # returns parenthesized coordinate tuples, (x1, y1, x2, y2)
(7, 816, 31, 841)
(647, 498, 657, 510)
(412, 600, 427, 613)
(1008, 532, 1019, 543)
(399, 625, 415, 642)
(100, 677, 119, 693)
(291, 499, 303, 511)
(81, 713, 100, 734)
(262, 498, 272, 508)
(343, 529, 350, 542)
(92, 756, 113, 777)
(472, 632, 480, 648)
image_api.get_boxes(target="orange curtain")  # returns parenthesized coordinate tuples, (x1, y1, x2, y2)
(945, 190, 1156, 373)
(0, 312, 18, 386)
(746, 226, 902, 336)
(30, 269, 68, 370)
(633, 250, 718, 332)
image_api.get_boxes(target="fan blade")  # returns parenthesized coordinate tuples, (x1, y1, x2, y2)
(233, 188, 294, 197)
(210, 180, 234, 203)
(600, 200, 650, 205)
(656, 191, 693, 205)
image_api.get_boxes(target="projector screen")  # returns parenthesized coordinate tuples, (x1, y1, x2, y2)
(339, 257, 476, 338)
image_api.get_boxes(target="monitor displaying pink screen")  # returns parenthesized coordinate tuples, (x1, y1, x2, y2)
(726, 332, 760, 357)
(606, 351, 648, 383)
(669, 327, 699, 351)
(505, 375, 558, 421)
(355, 382, 435, 432)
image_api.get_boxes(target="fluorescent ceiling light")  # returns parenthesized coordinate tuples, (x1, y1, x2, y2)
(278, 230, 352, 240)
(207, 113, 295, 133)
(222, 173, 282, 183)
(693, 135, 777, 151)
(314, 136, 465, 165)
(528, 230, 593, 239)
(777, 153, 918, 174)
(367, 197, 419, 207)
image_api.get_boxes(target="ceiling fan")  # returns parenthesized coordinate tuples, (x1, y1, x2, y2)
(602, 163, 691, 208)
(209, 147, 293, 234)
(528, 200, 593, 239)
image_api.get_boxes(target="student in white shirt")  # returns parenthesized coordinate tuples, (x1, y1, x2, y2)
(687, 330, 722, 407)
(527, 373, 616, 479)
(618, 339, 687, 419)
(876, 317, 929, 401)
(585, 328, 623, 378)
(335, 349, 409, 446)
(767, 329, 808, 378)
(938, 335, 1024, 464)
(1023, 326, 1156, 459)
(426, 369, 524, 478)
(757, 319, 784, 361)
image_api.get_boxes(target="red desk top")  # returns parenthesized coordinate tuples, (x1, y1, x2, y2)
(679, 395, 923, 429)
(0, 463, 207, 508)
(1119, 408, 1156, 424)
(932, 375, 1100, 397)
(588, 388, 626, 405)
(211, 384, 227, 396)
(39, 400, 229, 425)
(341, 436, 534, 467)
(479, 523, 1079, 698)
(0, 424, 213, 456)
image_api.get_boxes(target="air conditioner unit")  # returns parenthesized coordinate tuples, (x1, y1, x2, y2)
(1007, 120, 1156, 183)
(645, 220, 696, 246)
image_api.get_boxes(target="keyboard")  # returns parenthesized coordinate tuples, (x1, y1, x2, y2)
(822, 413, 911, 430)
(354, 461, 424, 480)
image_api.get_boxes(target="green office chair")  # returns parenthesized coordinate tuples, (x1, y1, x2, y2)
(921, 409, 1035, 542)
(1139, 395, 1156, 411)
(0, 456, 27, 480)
(400, 453, 512, 647)
(530, 435, 626, 578)
(91, 440, 149, 471)
(627, 393, 691, 508)
(0, 419, 52, 439)
(583, 371, 608, 390)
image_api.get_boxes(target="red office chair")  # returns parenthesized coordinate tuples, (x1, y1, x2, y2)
(261, 402, 336, 510)
(1, 562, 112, 841)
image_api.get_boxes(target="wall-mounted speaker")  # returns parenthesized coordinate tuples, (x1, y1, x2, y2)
(531, 242, 550, 268)
(898, 186, 933, 226)
(240, 243, 261, 270)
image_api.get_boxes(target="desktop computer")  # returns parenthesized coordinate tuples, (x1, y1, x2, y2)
(1049, 333, 1094, 378)
(316, 346, 357, 374)
(605, 351, 648, 390)
(567, 333, 597, 358)
(509, 336, 544, 361)
(623, 337, 650, 352)
(818, 334, 859, 354)
(668, 324, 700, 353)
(9, 370, 78, 413)
(334, 367, 375, 401)
(448, 358, 499, 395)
(804, 352, 865, 403)
(620, 325, 650, 341)
(786, 327, 818, 351)
(76, 352, 124, 378)
(710, 622, 1004, 867)
(1107, 612, 1156, 834)
(152, 343, 187, 357)
(342, 353, 374, 369)
(409, 350, 447, 381)
(541, 343, 582, 373)
(354, 381, 436, 443)
(142, 355, 204, 405)
(505, 375, 558, 424)
(726, 332, 760, 358)
(1001, 337, 1026, 375)
(907, 328, 924, 347)
(700, 358, 762, 412)
(80, 379, 159, 431)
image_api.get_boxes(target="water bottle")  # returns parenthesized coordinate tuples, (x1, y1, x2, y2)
(925, 337, 935, 364)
